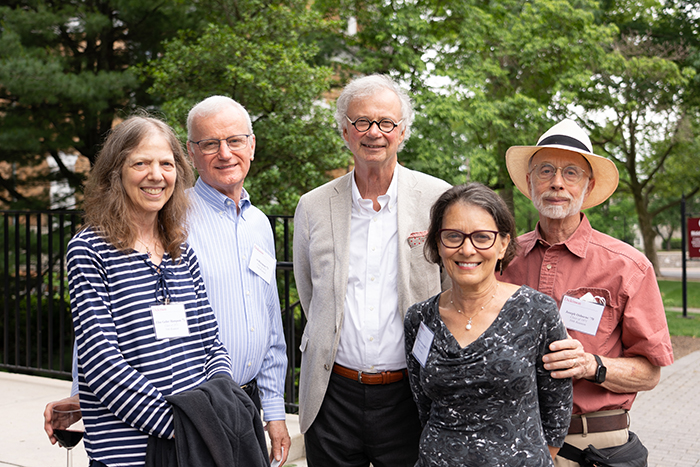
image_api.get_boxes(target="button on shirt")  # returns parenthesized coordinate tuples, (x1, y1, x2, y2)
(187, 178, 287, 421)
(501, 214, 674, 414)
(335, 167, 405, 372)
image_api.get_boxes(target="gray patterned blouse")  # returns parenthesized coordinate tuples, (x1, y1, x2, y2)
(404, 285, 573, 467)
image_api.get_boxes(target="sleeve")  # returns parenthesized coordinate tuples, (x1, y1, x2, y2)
(69, 238, 175, 439)
(404, 303, 432, 426)
(186, 246, 233, 380)
(535, 293, 573, 448)
(620, 265, 674, 366)
(257, 268, 288, 422)
(293, 197, 313, 317)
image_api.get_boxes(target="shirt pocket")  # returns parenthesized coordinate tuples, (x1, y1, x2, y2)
(563, 287, 618, 338)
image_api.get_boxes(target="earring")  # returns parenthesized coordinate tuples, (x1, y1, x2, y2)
(498, 259, 503, 275)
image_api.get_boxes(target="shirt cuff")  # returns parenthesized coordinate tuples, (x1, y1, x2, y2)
(261, 397, 286, 422)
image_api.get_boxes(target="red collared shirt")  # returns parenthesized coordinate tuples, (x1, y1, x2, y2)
(502, 214, 674, 414)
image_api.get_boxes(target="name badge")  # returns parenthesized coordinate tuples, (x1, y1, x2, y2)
(151, 303, 190, 340)
(249, 244, 276, 285)
(412, 321, 435, 368)
(559, 294, 605, 336)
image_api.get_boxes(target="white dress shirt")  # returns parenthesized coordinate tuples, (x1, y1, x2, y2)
(334, 166, 406, 372)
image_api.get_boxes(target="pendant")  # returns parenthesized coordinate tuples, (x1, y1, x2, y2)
(466, 318, 473, 331)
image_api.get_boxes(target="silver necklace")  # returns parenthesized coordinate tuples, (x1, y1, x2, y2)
(451, 283, 499, 331)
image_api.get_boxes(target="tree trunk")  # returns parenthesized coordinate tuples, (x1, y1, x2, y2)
(633, 191, 661, 276)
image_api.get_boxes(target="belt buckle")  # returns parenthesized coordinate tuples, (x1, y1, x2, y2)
(357, 370, 364, 384)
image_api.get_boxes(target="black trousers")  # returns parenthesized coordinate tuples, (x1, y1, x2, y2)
(241, 378, 262, 413)
(305, 371, 422, 467)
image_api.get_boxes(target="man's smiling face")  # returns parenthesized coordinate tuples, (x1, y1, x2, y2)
(343, 88, 405, 173)
(187, 105, 255, 199)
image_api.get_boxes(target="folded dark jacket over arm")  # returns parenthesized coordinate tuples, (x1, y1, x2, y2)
(146, 374, 270, 467)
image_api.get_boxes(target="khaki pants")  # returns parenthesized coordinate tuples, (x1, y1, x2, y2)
(555, 410, 629, 467)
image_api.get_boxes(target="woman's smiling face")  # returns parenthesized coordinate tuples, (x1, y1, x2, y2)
(121, 131, 177, 220)
(438, 202, 509, 290)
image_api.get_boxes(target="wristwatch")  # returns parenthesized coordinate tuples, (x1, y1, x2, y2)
(592, 354, 607, 384)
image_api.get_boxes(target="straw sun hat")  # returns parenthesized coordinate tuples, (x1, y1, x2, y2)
(505, 119, 619, 210)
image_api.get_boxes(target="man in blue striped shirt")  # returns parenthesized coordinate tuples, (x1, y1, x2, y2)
(185, 96, 290, 466)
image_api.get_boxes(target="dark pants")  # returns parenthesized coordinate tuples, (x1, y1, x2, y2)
(241, 378, 262, 413)
(305, 371, 422, 467)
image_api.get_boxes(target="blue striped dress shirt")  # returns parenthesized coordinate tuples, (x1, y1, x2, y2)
(186, 178, 287, 421)
(69, 227, 233, 466)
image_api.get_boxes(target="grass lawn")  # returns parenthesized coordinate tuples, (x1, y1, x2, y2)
(658, 280, 700, 338)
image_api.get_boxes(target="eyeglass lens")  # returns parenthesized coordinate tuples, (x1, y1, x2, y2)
(439, 229, 498, 250)
(533, 163, 586, 184)
(350, 117, 399, 133)
(197, 135, 249, 154)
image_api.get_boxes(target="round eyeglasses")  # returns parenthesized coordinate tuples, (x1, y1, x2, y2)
(438, 229, 500, 250)
(345, 115, 403, 133)
(189, 134, 252, 155)
(529, 163, 589, 185)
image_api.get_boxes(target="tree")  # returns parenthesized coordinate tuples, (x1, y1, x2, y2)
(573, 1, 700, 273)
(145, 0, 348, 214)
(0, 0, 203, 208)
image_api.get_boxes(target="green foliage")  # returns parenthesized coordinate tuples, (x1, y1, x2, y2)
(422, 0, 616, 192)
(512, 189, 541, 236)
(0, 0, 205, 208)
(572, 0, 700, 271)
(144, 0, 348, 214)
(586, 195, 638, 245)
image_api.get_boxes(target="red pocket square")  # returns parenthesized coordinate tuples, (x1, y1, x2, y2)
(408, 230, 428, 248)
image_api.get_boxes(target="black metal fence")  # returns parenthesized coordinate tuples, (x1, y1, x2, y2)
(0, 210, 303, 413)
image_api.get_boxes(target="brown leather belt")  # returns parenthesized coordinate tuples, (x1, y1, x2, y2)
(332, 363, 408, 385)
(568, 411, 629, 435)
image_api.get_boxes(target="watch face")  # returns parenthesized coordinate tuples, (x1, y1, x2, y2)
(593, 354, 606, 383)
(598, 366, 607, 383)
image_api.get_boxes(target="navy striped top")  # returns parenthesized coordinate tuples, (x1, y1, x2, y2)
(68, 227, 232, 466)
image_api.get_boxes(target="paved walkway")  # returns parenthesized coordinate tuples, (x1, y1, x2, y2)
(2, 350, 699, 467)
(0, 372, 306, 467)
(631, 350, 700, 466)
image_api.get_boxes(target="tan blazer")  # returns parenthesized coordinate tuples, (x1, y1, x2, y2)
(293, 164, 450, 433)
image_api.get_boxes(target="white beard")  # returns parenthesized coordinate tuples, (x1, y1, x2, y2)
(531, 182, 588, 219)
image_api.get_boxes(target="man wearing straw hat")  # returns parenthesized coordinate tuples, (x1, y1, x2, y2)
(501, 119, 673, 465)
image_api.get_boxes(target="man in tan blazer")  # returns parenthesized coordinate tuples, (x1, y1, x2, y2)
(293, 74, 450, 467)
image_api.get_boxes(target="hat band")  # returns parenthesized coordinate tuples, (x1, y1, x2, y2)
(538, 135, 591, 153)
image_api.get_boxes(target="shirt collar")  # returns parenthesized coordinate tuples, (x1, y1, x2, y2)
(525, 213, 592, 259)
(194, 178, 251, 216)
(350, 165, 399, 213)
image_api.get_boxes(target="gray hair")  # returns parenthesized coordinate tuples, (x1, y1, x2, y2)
(187, 95, 253, 139)
(334, 74, 414, 151)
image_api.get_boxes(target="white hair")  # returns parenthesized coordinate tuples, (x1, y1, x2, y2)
(187, 96, 253, 139)
(334, 74, 414, 151)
